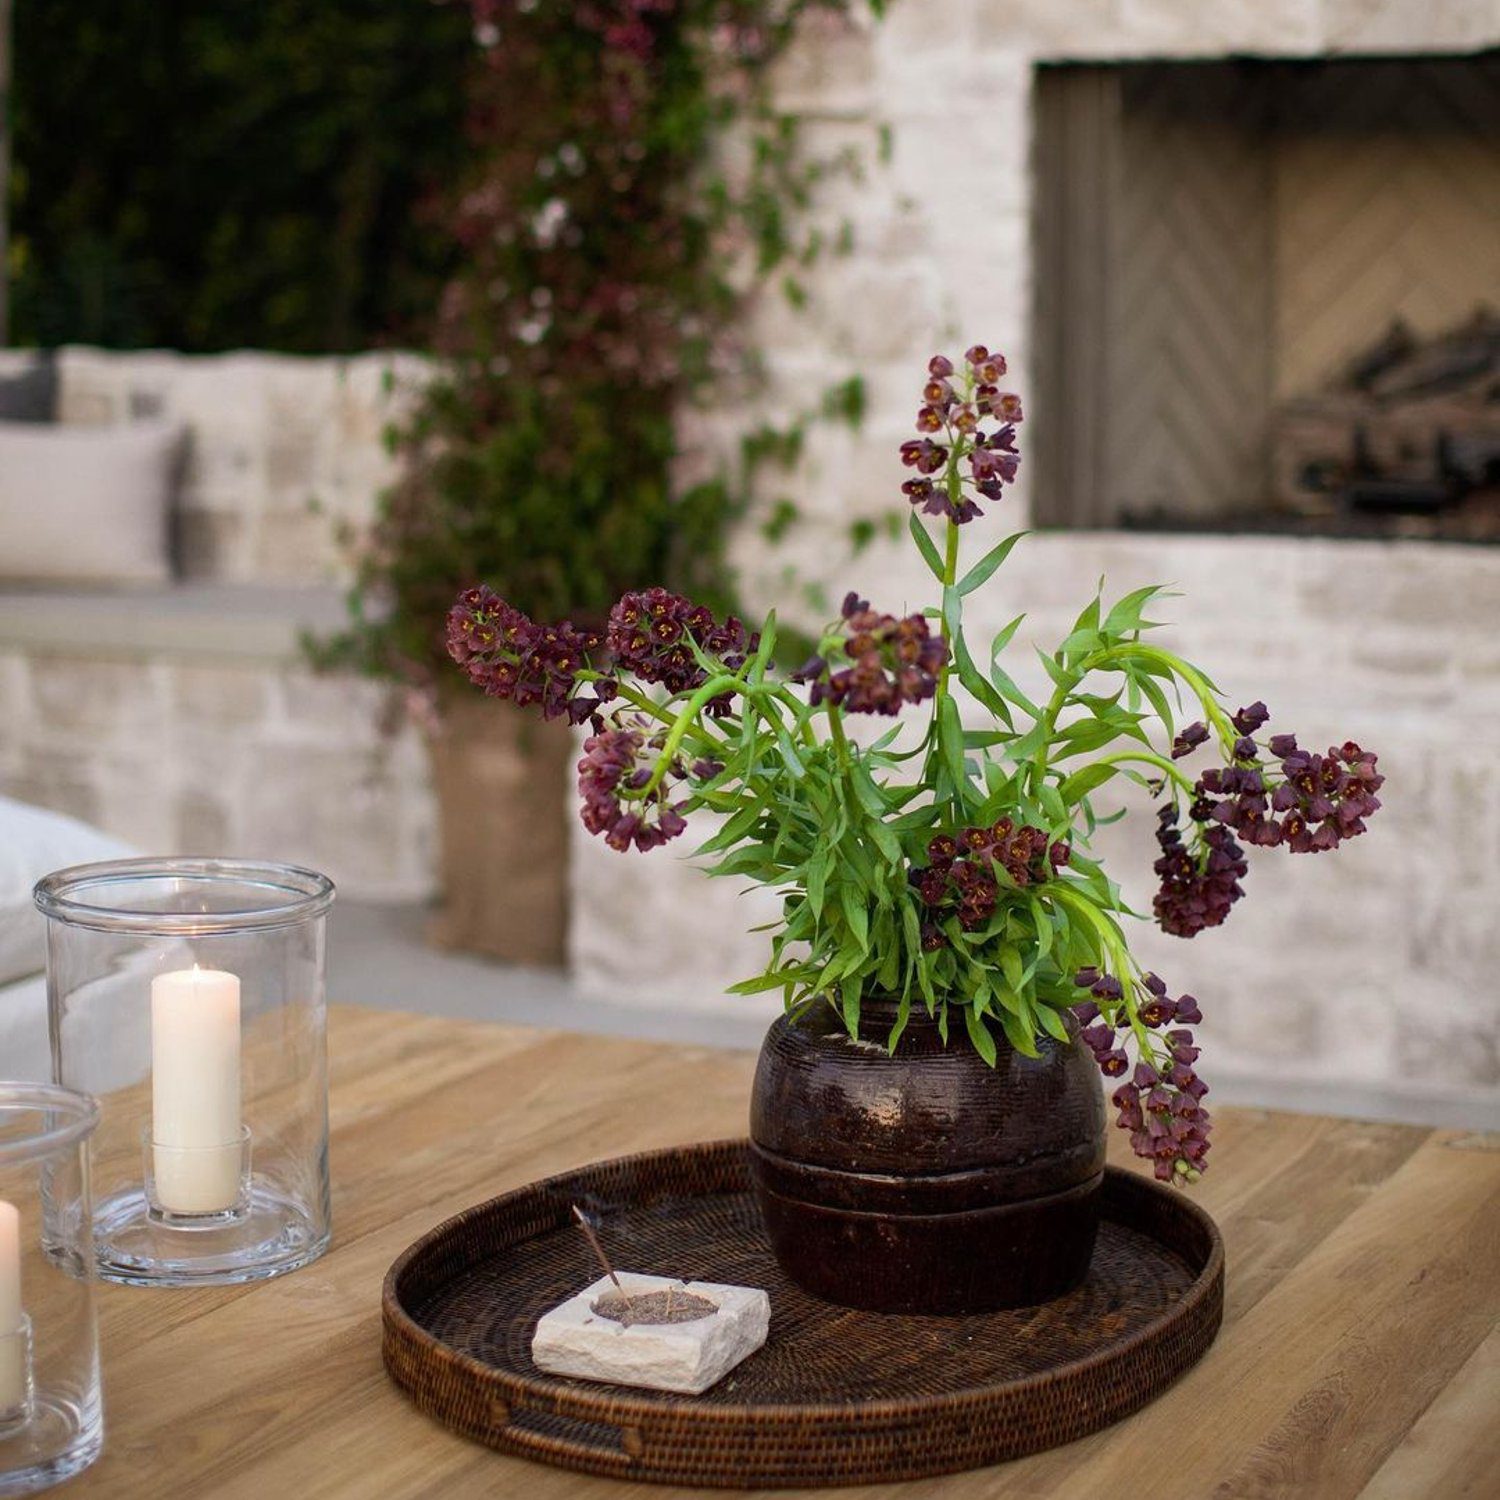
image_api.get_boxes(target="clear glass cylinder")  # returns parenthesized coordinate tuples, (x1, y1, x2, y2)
(34, 860, 333, 1288)
(0, 1084, 103, 1495)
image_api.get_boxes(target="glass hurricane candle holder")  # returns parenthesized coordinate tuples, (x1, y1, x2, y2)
(0, 1084, 103, 1495)
(33, 860, 333, 1288)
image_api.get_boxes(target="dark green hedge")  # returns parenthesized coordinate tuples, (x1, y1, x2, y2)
(9, 0, 473, 352)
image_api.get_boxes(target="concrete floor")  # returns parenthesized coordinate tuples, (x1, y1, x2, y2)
(328, 901, 770, 1052)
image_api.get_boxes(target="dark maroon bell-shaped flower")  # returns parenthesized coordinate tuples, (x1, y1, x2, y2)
(577, 724, 690, 854)
(907, 817, 1067, 935)
(446, 586, 608, 723)
(606, 586, 755, 716)
(900, 347, 1023, 524)
(793, 594, 948, 717)
(1153, 804, 1248, 937)
(1269, 738, 1384, 853)
(1171, 721, 1209, 759)
(1073, 973, 1213, 1182)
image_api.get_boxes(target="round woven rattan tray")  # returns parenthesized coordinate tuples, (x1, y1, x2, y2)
(382, 1139, 1223, 1489)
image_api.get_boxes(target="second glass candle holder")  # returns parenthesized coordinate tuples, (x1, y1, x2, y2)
(0, 1083, 102, 1495)
(34, 860, 334, 1288)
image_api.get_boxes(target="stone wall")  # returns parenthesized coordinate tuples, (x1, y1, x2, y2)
(0, 348, 436, 900)
(680, 0, 1499, 587)
(0, 642, 434, 903)
(571, 0, 1500, 1122)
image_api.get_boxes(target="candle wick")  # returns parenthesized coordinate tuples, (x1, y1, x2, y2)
(571, 1205, 623, 1291)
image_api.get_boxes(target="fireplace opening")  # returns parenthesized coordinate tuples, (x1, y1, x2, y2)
(1030, 53, 1500, 542)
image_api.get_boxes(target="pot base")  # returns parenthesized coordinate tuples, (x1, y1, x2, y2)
(750, 1145, 1102, 1314)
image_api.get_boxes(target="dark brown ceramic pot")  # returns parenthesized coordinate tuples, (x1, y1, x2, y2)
(748, 997, 1107, 1314)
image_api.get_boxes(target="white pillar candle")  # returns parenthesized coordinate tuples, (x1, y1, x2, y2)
(151, 966, 242, 1214)
(0, 1199, 23, 1412)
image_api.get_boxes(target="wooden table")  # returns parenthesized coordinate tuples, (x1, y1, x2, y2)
(71, 1006, 1499, 1500)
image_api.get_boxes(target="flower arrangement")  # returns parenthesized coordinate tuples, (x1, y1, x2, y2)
(447, 344, 1384, 1185)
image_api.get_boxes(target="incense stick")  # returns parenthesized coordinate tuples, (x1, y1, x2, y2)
(571, 1204, 623, 1291)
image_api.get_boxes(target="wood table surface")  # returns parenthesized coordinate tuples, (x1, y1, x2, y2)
(69, 1005, 1499, 1500)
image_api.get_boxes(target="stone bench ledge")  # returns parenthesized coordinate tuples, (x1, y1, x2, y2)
(0, 583, 351, 663)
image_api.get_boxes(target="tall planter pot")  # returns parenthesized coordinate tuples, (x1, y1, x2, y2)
(426, 695, 572, 966)
(749, 997, 1106, 1315)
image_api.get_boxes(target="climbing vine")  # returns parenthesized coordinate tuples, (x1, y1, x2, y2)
(321, 0, 888, 692)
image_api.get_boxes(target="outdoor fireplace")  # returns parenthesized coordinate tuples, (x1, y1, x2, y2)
(1030, 53, 1500, 541)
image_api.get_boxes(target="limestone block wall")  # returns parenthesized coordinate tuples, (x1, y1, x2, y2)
(2, 347, 436, 900)
(0, 643, 434, 903)
(682, 0, 1500, 591)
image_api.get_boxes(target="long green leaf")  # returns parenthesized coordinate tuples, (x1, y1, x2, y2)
(806, 847, 830, 918)
(957, 531, 1027, 596)
(990, 612, 1026, 660)
(990, 664, 1040, 719)
(840, 884, 870, 951)
(963, 1004, 998, 1066)
(1036, 647, 1074, 689)
(749, 609, 778, 681)
(1000, 945, 1024, 994)
(938, 694, 967, 794)
(841, 973, 862, 1036)
(1037, 1005, 1071, 1043)
(953, 629, 1013, 725)
(1059, 762, 1120, 805)
(997, 1007, 1040, 1058)
(1103, 584, 1166, 638)
(867, 818, 903, 865)
(907, 512, 945, 579)
(1131, 665, 1177, 737)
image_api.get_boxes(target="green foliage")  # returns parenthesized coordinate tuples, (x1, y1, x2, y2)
(9, 0, 473, 351)
(318, 1, 882, 683)
(634, 540, 1223, 1062)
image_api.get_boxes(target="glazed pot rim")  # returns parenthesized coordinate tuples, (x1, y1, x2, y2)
(795, 994, 1074, 1034)
(752, 1145, 1106, 1210)
(750, 1140, 1102, 1190)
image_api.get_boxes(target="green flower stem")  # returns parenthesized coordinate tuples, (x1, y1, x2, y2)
(924, 513, 963, 785)
(770, 685, 822, 750)
(1028, 675, 1079, 795)
(942, 516, 962, 589)
(607, 681, 681, 726)
(826, 700, 853, 767)
(1087, 749, 1196, 794)
(610, 681, 732, 754)
(638, 673, 744, 798)
(1106, 644, 1237, 745)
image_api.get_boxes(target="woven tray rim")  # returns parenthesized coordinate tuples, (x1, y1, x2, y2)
(382, 1136, 1224, 1428)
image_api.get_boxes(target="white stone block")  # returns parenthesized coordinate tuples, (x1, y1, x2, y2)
(1115, 0, 1326, 57)
(1322, 0, 1499, 53)
(532, 1273, 770, 1395)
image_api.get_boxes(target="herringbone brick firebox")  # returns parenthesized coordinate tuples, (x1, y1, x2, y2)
(1031, 54, 1500, 536)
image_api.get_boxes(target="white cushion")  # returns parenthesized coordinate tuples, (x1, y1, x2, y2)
(0, 797, 135, 987)
(0, 974, 49, 1081)
(0, 420, 181, 584)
